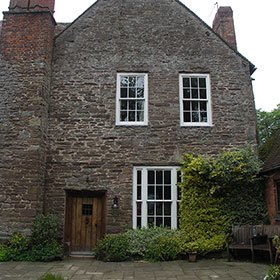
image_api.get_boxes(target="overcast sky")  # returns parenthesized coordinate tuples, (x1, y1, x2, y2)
(1, 0, 279, 111)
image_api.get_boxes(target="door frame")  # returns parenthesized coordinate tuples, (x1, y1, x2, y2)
(64, 190, 107, 253)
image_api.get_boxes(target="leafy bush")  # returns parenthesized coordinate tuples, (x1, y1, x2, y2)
(31, 241, 63, 262)
(144, 235, 180, 261)
(39, 273, 64, 280)
(94, 234, 129, 262)
(264, 265, 280, 280)
(0, 244, 10, 262)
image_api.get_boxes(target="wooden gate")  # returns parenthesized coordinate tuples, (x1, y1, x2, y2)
(65, 191, 106, 254)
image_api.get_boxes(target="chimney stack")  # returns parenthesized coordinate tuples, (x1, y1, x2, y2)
(212, 6, 237, 50)
(9, 0, 55, 13)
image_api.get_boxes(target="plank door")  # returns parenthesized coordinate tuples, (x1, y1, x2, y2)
(68, 196, 103, 252)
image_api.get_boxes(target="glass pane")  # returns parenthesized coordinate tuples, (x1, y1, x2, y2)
(183, 89, 191, 99)
(156, 170, 163, 184)
(82, 204, 93, 216)
(164, 185, 171, 199)
(136, 111, 144, 122)
(137, 88, 144, 98)
(192, 112, 199, 122)
(120, 76, 128, 87)
(183, 101, 190, 111)
(137, 170, 142, 184)
(137, 185, 141, 200)
(177, 171, 181, 183)
(191, 78, 198, 88)
(200, 89, 207, 99)
(164, 217, 171, 228)
(148, 171, 155, 184)
(184, 112, 191, 122)
(120, 111, 127, 121)
(156, 203, 163, 215)
(137, 101, 144, 110)
(164, 203, 171, 215)
(191, 89, 198, 99)
(121, 88, 127, 98)
(192, 101, 199, 111)
(148, 185, 155, 199)
(120, 100, 127, 110)
(183, 77, 190, 88)
(156, 185, 163, 199)
(129, 76, 136, 87)
(129, 88, 136, 98)
(128, 111, 135, 121)
(148, 202, 155, 215)
(129, 100, 136, 110)
(156, 217, 163, 227)
(199, 78, 206, 88)
(164, 171, 171, 184)
(137, 202, 142, 215)
(148, 217, 154, 227)
(200, 101, 207, 111)
(137, 217, 141, 228)
(136, 76, 144, 88)
(200, 112, 208, 122)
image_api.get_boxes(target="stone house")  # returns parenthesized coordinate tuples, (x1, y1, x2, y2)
(0, 0, 257, 254)
(261, 130, 280, 224)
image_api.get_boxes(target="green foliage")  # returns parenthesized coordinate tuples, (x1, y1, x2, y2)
(94, 234, 129, 262)
(179, 148, 266, 256)
(39, 273, 64, 280)
(144, 235, 180, 262)
(124, 227, 179, 258)
(264, 265, 280, 280)
(0, 214, 63, 262)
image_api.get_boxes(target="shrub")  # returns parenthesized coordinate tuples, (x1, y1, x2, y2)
(39, 273, 64, 280)
(0, 245, 10, 262)
(144, 235, 180, 262)
(31, 241, 63, 262)
(264, 265, 280, 280)
(94, 234, 129, 262)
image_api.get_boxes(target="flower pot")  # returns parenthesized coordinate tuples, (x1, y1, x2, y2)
(188, 252, 197, 262)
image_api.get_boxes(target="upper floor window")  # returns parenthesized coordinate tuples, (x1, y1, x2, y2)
(179, 74, 212, 126)
(116, 73, 148, 126)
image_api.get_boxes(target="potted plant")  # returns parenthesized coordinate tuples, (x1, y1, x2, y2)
(185, 241, 199, 262)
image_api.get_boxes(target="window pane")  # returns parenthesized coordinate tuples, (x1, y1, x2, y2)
(120, 76, 128, 87)
(156, 185, 163, 199)
(129, 76, 136, 87)
(183, 89, 190, 99)
(137, 185, 141, 200)
(129, 111, 136, 121)
(156, 217, 163, 227)
(120, 111, 127, 121)
(164, 171, 171, 184)
(137, 111, 144, 122)
(137, 217, 141, 228)
(199, 78, 206, 88)
(164, 203, 171, 216)
(191, 78, 198, 88)
(148, 185, 155, 199)
(183, 77, 190, 88)
(164, 217, 171, 228)
(137, 88, 144, 98)
(184, 112, 191, 122)
(148, 171, 155, 184)
(136, 76, 144, 88)
(137, 170, 142, 184)
(137, 101, 144, 110)
(156, 203, 163, 215)
(129, 88, 136, 98)
(156, 170, 163, 184)
(200, 112, 208, 122)
(129, 100, 136, 110)
(200, 89, 207, 99)
(121, 88, 127, 98)
(120, 100, 127, 110)
(192, 112, 199, 122)
(164, 185, 171, 200)
(200, 101, 207, 111)
(192, 89, 198, 99)
(148, 202, 155, 215)
(183, 101, 190, 111)
(137, 202, 142, 215)
(148, 217, 154, 227)
(192, 101, 199, 111)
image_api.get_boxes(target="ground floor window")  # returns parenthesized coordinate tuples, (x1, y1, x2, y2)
(133, 166, 181, 229)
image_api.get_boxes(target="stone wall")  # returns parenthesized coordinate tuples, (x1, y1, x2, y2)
(47, 0, 257, 233)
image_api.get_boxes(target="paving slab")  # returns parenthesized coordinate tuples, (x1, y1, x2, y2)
(0, 259, 269, 280)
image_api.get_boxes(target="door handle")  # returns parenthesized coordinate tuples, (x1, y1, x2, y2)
(85, 216, 89, 225)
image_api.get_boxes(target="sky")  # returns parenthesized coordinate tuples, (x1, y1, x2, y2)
(0, 0, 279, 112)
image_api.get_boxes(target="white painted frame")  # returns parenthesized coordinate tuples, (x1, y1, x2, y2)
(179, 73, 212, 127)
(132, 166, 180, 229)
(116, 73, 148, 126)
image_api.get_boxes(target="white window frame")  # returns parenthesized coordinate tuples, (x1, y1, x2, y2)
(116, 73, 148, 126)
(179, 73, 212, 127)
(132, 166, 180, 229)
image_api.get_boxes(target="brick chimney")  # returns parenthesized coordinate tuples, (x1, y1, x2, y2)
(212, 6, 237, 50)
(0, 0, 55, 238)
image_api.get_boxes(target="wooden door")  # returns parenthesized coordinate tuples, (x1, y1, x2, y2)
(65, 194, 105, 253)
